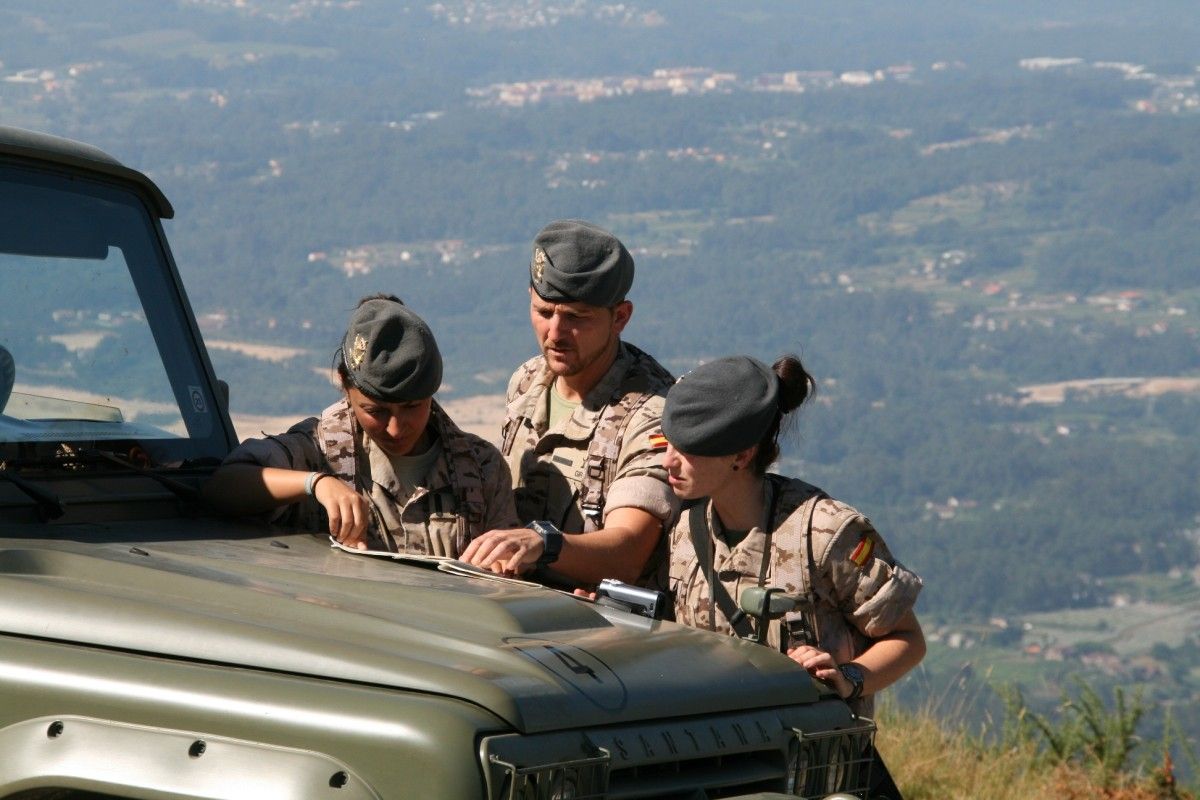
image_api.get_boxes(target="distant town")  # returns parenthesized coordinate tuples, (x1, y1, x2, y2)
(466, 59, 1199, 113)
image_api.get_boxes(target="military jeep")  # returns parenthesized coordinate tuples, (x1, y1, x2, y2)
(0, 126, 874, 800)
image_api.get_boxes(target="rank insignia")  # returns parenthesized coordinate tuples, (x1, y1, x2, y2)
(848, 535, 875, 568)
(349, 333, 368, 369)
(648, 432, 668, 449)
(532, 247, 546, 284)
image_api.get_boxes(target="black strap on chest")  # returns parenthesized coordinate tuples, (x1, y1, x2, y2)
(686, 478, 783, 640)
(759, 475, 785, 584)
(687, 503, 751, 637)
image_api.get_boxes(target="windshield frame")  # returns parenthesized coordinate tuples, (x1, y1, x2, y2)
(0, 156, 237, 468)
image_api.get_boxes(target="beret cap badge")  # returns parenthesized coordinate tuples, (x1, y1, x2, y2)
(349, 333, 368, 370)
(341, 298, 443, 402)
(532, 247, 547, 285)
(529, 219, 634, 307)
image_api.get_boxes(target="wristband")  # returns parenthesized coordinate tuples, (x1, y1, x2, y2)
(304, 471, 329, 496)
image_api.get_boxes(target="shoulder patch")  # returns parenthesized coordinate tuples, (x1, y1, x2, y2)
(848, 535, 875, 568)
(648, 431, 667, 449)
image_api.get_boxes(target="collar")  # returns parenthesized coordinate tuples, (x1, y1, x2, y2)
(704, 498, 771, 560)
(520, 341, 636, 442)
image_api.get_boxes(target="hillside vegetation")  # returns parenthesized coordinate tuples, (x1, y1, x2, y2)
(880, 694, 1195, 800)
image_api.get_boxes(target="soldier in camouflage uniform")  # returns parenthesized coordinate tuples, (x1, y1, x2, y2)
(660, 355, 925, 720)
(203, 295, 520, 555)
(460, 220, 678, 591)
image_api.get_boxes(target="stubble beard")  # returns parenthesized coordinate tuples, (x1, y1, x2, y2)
(542, 334, 616, 380)
(542, 341, 581, 377)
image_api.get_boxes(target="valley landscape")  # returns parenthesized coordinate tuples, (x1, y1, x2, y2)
(2, 0, 1198, 790)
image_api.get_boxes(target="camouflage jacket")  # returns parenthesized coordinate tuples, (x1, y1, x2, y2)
(222, 398, 520, 556)
(668, 476, 923, 717)
(500, 342, 678, 589)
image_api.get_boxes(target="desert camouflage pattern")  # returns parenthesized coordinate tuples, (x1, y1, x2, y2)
(500, 342, 677, 589)
(222, 398, 519, 556)
(668, 476, 922, 717)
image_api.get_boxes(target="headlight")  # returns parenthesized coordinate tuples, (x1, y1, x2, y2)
(787, 718, 876, 798)
(488, 750, 610, 800)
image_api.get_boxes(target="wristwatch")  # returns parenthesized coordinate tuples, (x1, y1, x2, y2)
(526, 520, 563, 566)
(837, 662, 865, 703)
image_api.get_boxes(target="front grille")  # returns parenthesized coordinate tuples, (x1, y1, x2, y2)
(483, 701, 871, 800)
(489, 751, 610, 800)
(791, 718, 876, 800)
(607, 748, 784, 799)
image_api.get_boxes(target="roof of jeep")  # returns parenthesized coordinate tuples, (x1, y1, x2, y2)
(0, 126, 173, 218)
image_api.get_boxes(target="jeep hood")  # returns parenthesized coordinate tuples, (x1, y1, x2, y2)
(0, 520, 818, 733)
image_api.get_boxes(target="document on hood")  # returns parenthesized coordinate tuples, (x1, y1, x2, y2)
(328, 537, 546, 587)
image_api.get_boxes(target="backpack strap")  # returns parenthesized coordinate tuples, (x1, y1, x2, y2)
(578, 388, 655, 530)
(687, 480, 785, 642)
(687, 502, 756, 638)
(431, 402, 487, 552)
(770, 484, 829, 649)
(578, 344, 675, 531)
(500, 359, 544, 457)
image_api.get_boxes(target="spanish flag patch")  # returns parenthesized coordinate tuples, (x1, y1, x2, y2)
(849, 536, 875, 568)
(648, 432, 668, 449)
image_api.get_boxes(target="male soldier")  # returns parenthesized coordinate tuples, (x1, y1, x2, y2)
(460, 220, 677, 590)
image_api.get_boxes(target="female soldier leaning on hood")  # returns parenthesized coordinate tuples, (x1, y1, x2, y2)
(660, 354, 925, 799)
(203, 294, 520, 557)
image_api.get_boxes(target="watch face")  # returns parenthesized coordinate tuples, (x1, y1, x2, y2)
(840, 663, 864, 684)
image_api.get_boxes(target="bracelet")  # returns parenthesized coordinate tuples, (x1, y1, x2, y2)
(304, 471, 329, 496)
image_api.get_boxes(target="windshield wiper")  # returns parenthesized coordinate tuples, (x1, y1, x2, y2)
(0, 466, 66, 519)
(79, 449, 200, 502)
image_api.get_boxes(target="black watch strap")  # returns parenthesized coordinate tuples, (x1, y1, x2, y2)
(838, 662, 865, 703)
(527, 520, 563, 565)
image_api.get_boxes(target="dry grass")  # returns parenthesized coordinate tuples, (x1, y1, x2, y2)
(877, 705, 1192, 800)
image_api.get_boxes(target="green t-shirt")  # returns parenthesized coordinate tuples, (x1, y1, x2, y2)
(386, 438, 444, 492)
(548, 383, 580, 430)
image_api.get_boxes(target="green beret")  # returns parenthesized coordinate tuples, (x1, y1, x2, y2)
(662, 356, 780, 456)
(341, 298, 442, 402)
(530, 219, 634, 307)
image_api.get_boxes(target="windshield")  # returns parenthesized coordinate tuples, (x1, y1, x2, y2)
(0, 163, 231, 468)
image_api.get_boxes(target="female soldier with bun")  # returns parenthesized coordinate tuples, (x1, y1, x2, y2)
(660, 354, 925, 798)
(203, 294, 520, 556)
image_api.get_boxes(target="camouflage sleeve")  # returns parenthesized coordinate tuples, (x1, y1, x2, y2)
(603, 395, 680, 523)
(817, 504, 923, 639)
(220, 418, 324, 472)
(474, 438, 522, 531)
